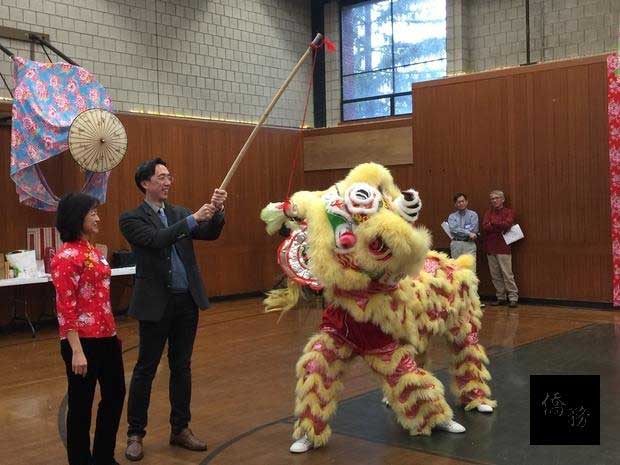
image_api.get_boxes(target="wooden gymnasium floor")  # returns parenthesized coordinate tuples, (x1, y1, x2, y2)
(1, 297, 619, 465)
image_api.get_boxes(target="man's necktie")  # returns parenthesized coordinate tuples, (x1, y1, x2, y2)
(158, 208, 168, 227)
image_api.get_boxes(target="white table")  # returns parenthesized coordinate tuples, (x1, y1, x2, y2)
(0, 266, 136, 336)
(0, 275, 50, 288)
(111, 266, 136, 277)
(0, 266, 136, 287)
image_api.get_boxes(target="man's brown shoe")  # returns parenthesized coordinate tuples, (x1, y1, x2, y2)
(490, 300, 507, 306)
(125, 435, 144, 461)
(170, 428, 207, 451)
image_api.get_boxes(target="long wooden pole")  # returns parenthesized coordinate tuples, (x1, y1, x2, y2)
(219, 33, 323, 190)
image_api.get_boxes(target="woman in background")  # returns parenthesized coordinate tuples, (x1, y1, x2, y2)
(51, 193, 125, 465)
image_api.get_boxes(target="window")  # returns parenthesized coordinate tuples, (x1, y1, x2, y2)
(340, 0, 446, 121)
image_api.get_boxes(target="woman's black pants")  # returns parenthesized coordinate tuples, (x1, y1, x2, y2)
(61, 336, 126, 465)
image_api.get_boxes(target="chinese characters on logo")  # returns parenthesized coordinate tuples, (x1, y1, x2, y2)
(541, 392, 590, 428)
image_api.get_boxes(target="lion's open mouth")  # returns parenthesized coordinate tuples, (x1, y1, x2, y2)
(368, 236, 392, 261)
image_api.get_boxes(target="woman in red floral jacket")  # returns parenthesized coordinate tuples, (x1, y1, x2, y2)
(51, 193, 125, 465)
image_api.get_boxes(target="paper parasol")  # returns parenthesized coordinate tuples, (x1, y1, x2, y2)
(68, 108, 127, 172)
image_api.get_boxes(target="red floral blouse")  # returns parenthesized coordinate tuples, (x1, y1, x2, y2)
(51, 240, 116, 338)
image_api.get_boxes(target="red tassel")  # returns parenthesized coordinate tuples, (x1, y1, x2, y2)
(323, 36, 337, 53)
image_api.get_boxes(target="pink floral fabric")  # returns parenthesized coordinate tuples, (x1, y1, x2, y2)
(10, 57, 112, 211)
(608, 54, 620, 306)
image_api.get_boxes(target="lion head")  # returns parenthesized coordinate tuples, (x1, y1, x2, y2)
(262, 163, 431, 298)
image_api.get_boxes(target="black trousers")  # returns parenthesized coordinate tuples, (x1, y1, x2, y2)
(127, 292, 199, 437)
(61, 336, 126, 465)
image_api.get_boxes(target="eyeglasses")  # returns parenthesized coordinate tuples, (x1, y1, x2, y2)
(154, 174, 174, 183)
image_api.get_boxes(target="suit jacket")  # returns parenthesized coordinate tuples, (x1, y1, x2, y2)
(119, 201, 225, 322)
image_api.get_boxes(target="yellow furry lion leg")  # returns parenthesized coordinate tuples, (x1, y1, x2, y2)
(292, 332, 353, 448)
(447, 287, 497, 410)
(365, 345, 453, 436)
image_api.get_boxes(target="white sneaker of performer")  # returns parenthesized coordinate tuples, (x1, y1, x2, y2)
(381, 396, 390, 407)
(435, 419, 466, 433)
(476, 404, 493, 413)
(289, 435, 314, 453)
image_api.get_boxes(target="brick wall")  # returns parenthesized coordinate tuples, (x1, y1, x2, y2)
(324, 0, 340, 126)
(446, 0, 619, 73)
(0, 0, 312, 127)
(447, 0, 470, 74)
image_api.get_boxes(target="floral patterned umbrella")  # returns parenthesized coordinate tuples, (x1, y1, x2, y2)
(10, 56, 112, 211)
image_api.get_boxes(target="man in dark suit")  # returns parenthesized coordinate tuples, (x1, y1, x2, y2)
(120, 157, 227, 461)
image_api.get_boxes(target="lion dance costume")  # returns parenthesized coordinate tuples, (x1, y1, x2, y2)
(260, 163, 496, 453)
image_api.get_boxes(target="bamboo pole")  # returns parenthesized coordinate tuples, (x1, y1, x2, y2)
(219, 32, 323, 190)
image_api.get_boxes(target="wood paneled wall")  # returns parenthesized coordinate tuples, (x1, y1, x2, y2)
(0, 52, 613, 318)
(0, 109, 304, 309)
(410, 55, 611, 302)
(303, 117, 412, 171)
(305, 55, 612, 303)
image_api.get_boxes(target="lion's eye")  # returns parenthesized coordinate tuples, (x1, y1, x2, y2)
(353, 188, 371, 200)
(368, 237, 391, 260)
